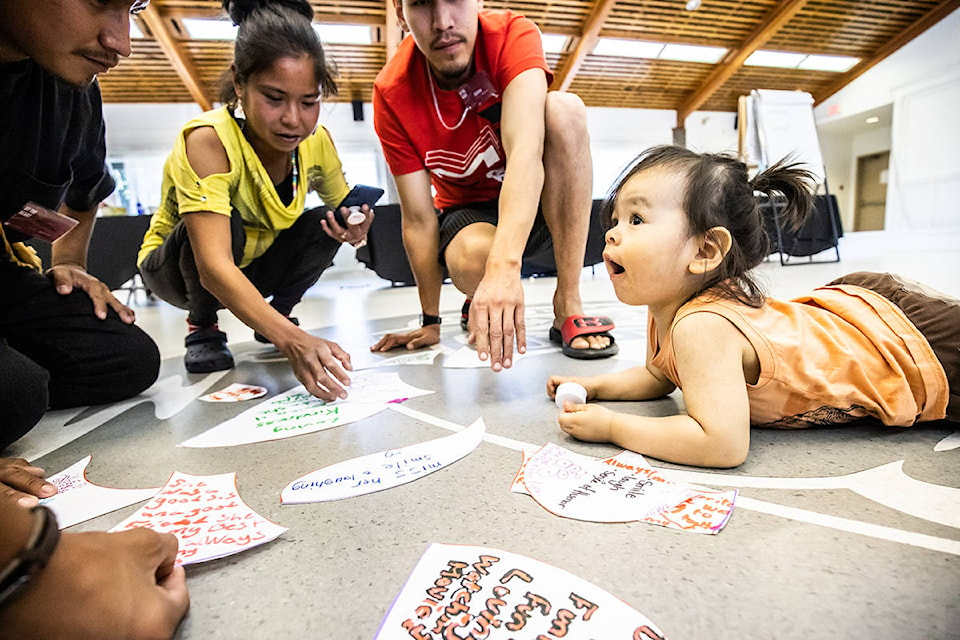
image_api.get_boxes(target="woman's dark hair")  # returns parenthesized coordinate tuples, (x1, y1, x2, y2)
(601, 145, 816, 307)
(218, 0, 337, 105)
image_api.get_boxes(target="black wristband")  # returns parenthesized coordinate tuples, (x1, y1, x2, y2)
(420, 313, 442, 327)
(0, 506, 60, 608)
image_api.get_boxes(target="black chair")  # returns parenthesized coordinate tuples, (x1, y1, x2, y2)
(27, 214, 153, 291)
(761, 193, 842, 265)
(356, 200, 608, 286)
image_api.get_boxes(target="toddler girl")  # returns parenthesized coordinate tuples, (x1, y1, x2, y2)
(547, 145, 959, 468)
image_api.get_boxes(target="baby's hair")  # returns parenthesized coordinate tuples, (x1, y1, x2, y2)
(218, 0, 338, 106)
(601, 145, 816, 307)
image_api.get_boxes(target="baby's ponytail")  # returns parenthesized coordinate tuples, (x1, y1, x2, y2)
(749, 159, 817, 234)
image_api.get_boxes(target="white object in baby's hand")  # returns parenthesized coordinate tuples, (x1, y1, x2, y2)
(555, 382, 587, 409)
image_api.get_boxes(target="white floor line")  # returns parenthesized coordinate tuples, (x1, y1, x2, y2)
(389, 403, 529, 452)
(391, 403, 960, 555)
(735, 496, 960, 556)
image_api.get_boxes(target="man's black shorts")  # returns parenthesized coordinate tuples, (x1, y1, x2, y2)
(437, 198, 554, 268)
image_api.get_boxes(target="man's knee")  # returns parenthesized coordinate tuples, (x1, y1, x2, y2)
(0, 344, 49, 450)
(445, 227, 493, 280)
(545, 92, 588, 137)
(48, 324, 160, 408)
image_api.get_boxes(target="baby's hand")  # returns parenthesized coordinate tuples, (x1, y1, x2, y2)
(557, 403, 615, 444)
(546, 375, 592, 400)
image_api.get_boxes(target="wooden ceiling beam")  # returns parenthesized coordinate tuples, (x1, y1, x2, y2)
(552, 0, 619, 93)
(138, 3, 213, 110)
(813, 0, 960, 105)
(675, 0, 810, 126)
(384, 0, 403, 61)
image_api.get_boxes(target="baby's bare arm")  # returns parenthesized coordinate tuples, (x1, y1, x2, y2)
(561, 312, 754, 468)
(547, 364, 674, 402)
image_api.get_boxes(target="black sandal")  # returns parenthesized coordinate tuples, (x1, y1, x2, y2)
(184, 327, 234, 373)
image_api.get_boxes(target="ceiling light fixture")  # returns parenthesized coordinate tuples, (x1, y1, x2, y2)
(540, 33, 569, 54)
(181, 18, 237, 40)
(660, 43, 727, 63)
(592, 38, 665, 59)
(685, 0, 702, 10)
(866, 116, 880, 124)
(744, 49, 859, 72)
(313, 24, 373, 45)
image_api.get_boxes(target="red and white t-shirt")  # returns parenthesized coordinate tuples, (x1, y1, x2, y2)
(373, 10, 552, 211)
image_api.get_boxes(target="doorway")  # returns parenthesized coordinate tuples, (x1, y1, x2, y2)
(854, 151, 889, 231)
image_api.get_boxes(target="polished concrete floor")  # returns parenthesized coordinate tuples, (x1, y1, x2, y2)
(10, 229, 960, 639)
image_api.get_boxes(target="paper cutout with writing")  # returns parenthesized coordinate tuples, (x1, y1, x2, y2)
(200, 383, 268, 402)
(443, 345, 542, 369)
(512, 448, 737, 534)
(357, 347, 445, 370)
(376, 542, 669, 639)
(518, 444, 736, 532)
(281, 419, 485, 504)
(180, 371, 433, 448)
(110, 471, 286, 566)
(39, 456, 160, 529)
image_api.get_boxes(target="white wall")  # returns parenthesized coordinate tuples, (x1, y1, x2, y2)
(819, 120, 893, 231)
(815, 8, 960, 231)
(586, 108, 738, 196)
(885, 71, 960, 229)
(102, 101, 737, 210)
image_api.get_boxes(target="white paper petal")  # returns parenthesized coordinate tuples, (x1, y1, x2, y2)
(41, 456, 160, 529)
(934, 431, 960, 452)
(109, 471, 286, 566)
(357, 348, 444, 369)
(180, 371, 433, 448)
(200, 383, 268, 402)
(376, 543, 669, 639)
(282, 419, 485, 504)
(442, 346, 545, 368)
(521, 443, 736, 532)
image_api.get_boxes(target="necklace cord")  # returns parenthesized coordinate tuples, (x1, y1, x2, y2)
(427, 58, 469, 131)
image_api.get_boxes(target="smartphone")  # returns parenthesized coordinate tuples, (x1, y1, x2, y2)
(332, 184, 384, 226)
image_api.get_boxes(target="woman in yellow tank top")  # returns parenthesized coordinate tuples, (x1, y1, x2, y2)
(546, 145, 959, 468)
(139, 0, 375, 402)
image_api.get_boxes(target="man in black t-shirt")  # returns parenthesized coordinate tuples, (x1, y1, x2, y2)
(0, 2, 160, 450)
(0, 2, 189, 638)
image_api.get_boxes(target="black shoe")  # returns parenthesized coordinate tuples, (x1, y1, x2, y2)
(460, 299, 471, 331)
(184, 327, 234, 373)
(254, 316, 300, 344)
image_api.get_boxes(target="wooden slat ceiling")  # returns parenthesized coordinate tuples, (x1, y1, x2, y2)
(102, 0, 959, 124)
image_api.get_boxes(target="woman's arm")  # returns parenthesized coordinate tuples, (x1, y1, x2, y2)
(182, 128, 351, 401)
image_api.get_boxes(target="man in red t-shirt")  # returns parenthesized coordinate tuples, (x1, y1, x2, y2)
(371, 0, 617, 371)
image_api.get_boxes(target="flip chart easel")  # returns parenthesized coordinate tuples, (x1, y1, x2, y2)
(738, 89, 840, 265)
